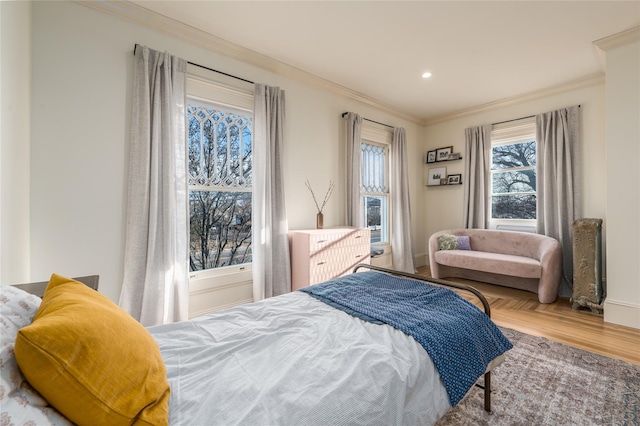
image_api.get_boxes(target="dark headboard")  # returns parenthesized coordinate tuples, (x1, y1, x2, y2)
(12, 275, 100, 298)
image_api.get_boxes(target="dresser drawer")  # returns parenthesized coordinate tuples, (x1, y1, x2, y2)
(289, 227, 371, 290)
(309, 244, 370, 281)
(308, 228, 369, 253)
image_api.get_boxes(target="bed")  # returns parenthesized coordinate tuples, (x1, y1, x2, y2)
(1, 265, 512, 426)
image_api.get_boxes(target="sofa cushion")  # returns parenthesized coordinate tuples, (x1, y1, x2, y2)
(434, 250, 541, 279)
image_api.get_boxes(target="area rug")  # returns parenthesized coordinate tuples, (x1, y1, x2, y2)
(436, 327, 640, 425)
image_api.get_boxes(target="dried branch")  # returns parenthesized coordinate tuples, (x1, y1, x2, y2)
(305, 180, 335, 214)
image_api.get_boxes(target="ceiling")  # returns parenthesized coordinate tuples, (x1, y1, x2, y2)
(130, 1, 639, 122)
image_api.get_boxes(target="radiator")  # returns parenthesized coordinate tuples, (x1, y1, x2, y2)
(571, 218, 604, 313)
(495, 224, 536, 233)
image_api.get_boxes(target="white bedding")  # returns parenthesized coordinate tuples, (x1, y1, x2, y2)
(148, 291, 452, 426)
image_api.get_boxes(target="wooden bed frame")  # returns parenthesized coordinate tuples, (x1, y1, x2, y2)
(353, 264, 496, 413)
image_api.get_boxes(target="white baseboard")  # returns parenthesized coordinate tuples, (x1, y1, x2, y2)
(414, 252, 428, 269)
(371, 252, 428, 270)
(604, 298, 640, 330)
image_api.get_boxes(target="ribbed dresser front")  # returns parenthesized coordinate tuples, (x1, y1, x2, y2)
(289, 227, 371, 291)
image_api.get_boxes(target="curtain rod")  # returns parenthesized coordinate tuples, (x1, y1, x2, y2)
(341, 112, 394, 129)
(492, 115, 535, 126)
(134, 44, 254, 85)
(493, 105, 581, 126)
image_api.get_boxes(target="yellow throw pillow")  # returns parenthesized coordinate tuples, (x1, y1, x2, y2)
(14, 274, 169, 426)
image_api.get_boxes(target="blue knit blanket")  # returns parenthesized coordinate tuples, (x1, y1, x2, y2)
(299, 271, 513, 406)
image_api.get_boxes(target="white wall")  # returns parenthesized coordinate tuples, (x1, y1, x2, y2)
(422, 80, 607, 259)
(600, 31, 640, 329)
(13, 1, 639, 329)
(26, 1, 424, 302)
(422, 81, 607, 299)
(1, 1, 31, 284)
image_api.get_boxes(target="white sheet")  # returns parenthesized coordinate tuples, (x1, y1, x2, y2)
(149, 292, 452, 426)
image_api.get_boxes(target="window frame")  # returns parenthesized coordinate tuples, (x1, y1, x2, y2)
(489, 117, 537, 230)
(360, 121, 392, 246)
(186, 68, 254, 280)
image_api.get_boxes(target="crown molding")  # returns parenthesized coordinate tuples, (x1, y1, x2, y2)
(593, 27, 640, 52)
(74, 1, 616, 129)
(76, 0, 423, 125)
(423, 73, 604, 126)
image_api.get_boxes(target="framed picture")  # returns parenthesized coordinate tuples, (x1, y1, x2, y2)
(426, 150, 437, 163)
(436, 146, 453, 161)
(427, 166, 447, 186)
(448, 153, 461, 160)
(447, 174, 462, 185)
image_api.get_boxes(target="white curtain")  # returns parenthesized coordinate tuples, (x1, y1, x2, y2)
(120, 46, 189, 326)
(345, 113, 363, 227)
(536, 105, 581, 294)
(390, 128, 415, 273)
(253, 84, 291, 301)
(463, 125, 492, 229)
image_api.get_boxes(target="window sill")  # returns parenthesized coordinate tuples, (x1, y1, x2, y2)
(189, 263, 252, 281)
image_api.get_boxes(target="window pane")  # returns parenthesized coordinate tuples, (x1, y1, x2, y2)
(491, 141, 536, 170)
(188, 101, 253, 272)
(189, 191, 252, 271)
(364, 195, 388, 243)
(187, 114, 202, 181)
(492, 194, 537, 219)
(492, 170, 536, 194)
(187, 106, 252, 189)
(490, 137, 537, 221)
(361, 143, 386, 193)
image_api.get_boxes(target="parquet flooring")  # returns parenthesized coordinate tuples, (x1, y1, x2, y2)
(416, 266, 640, 365)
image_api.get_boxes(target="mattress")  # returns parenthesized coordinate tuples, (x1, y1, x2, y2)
(148, 291, 452, 426)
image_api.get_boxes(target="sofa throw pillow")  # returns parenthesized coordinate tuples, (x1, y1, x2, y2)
(457, 236, 472, 250)
(438, 234, 459, 250)
(14, 274, 170, 426)
(438, 234, 472, 250)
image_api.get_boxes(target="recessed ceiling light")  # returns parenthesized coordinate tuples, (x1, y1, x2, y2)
(422, 72, 432, 79)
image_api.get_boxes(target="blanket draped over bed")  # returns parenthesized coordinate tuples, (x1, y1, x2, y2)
(300, 271, 513, 406)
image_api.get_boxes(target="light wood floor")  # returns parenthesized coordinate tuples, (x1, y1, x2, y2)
(416, 266, 640, 366)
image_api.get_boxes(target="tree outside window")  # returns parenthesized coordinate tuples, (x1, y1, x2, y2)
(491, 140, 536, 219)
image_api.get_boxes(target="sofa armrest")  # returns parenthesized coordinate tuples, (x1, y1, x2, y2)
(536, 236, 563, 303)
(428, 230, 452, 278)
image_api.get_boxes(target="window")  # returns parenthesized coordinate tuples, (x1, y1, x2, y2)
(490, 118, 537, 223)
(187, 73, 253, 272)
(360, 123, 391, 244)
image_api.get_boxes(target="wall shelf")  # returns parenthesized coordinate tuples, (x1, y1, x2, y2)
(427, 157, 462, 164)
(427, 182, 463, 187)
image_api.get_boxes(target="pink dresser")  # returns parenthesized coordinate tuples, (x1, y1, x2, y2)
(289, 227, 371, 290)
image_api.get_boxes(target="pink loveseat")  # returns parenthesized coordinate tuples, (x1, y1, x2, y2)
(428, 229, 562, 303)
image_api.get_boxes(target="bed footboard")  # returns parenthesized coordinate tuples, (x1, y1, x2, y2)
(352, 264, 496, 413)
